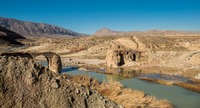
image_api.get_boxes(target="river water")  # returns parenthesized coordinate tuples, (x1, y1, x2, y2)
(62, 67, 200, 108)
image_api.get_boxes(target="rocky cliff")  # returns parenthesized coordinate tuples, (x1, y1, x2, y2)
(0, 17, 85, 37)
(0, 56, 120, 108)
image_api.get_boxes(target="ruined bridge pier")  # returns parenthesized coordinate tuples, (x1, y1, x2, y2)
(1, 52, 62, 73)
(106, 50, 141, 68)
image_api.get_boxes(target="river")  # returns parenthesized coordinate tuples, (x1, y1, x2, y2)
(62, 67, 200, 108)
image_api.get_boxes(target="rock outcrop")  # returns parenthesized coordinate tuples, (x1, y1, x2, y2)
(0, 17, 86, 37)
(0, 56, 120, 108)
(195, 74, 200, 79)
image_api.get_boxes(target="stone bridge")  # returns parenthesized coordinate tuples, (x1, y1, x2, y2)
(0, 52, 62, 73)
(106, 50, 141, 68)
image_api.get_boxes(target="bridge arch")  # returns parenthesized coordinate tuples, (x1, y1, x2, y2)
(1, 52, 62, 73)
(34, 54, 49, 68)
(31, 52, 62, 73)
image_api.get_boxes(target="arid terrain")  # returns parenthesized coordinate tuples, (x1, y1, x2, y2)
(1, 17, 200, 108)
(14, 35, 200, 79)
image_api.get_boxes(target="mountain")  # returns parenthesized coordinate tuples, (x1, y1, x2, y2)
(0, 17, 85, 37)
(94, 28, 121, 36)
(0, 26, 25, 45)
(94, 28, 200, 36)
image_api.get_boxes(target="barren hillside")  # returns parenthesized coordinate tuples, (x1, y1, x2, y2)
(16, 35, 200, 79)
(19, 36, 200, 57)
(0, 17, 86, 37)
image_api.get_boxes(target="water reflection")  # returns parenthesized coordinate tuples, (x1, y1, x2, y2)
(105, 74, 127, 82)
(62, 67, 126, 82)
(106, 67, 140, 78)
(138, 74, 193, 83)
(61, 67, 79, 73)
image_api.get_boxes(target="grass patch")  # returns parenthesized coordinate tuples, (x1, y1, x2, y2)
(139, 77, 200, 93)
(174, 82, 200, 93)
(70, 74, 173, 108)
(139, 78, 174, 86)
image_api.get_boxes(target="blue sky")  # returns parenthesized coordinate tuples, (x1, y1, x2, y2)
(0, 0, 200, 34)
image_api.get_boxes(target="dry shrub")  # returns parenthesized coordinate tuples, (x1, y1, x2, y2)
(140, 78, 174, 86)
(140, 78, 200, 93)
(71, 75, 173, 108)
(71, 74, 99, 88)
(96, 81, 172, 108)
(175, 82, 200, 93)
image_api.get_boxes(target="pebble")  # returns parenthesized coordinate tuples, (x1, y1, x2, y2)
(51, 81, 59, 89)
(76, 89, 80, 94)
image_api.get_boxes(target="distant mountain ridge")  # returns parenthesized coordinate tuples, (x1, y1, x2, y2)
(94, 28, 120, 36)
(0, 17, 85, 37)
(94, 28, 200, 36)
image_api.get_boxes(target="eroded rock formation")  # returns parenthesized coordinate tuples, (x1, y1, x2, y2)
(106, 50, 140, 68)
(0, 56, 120, 108)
